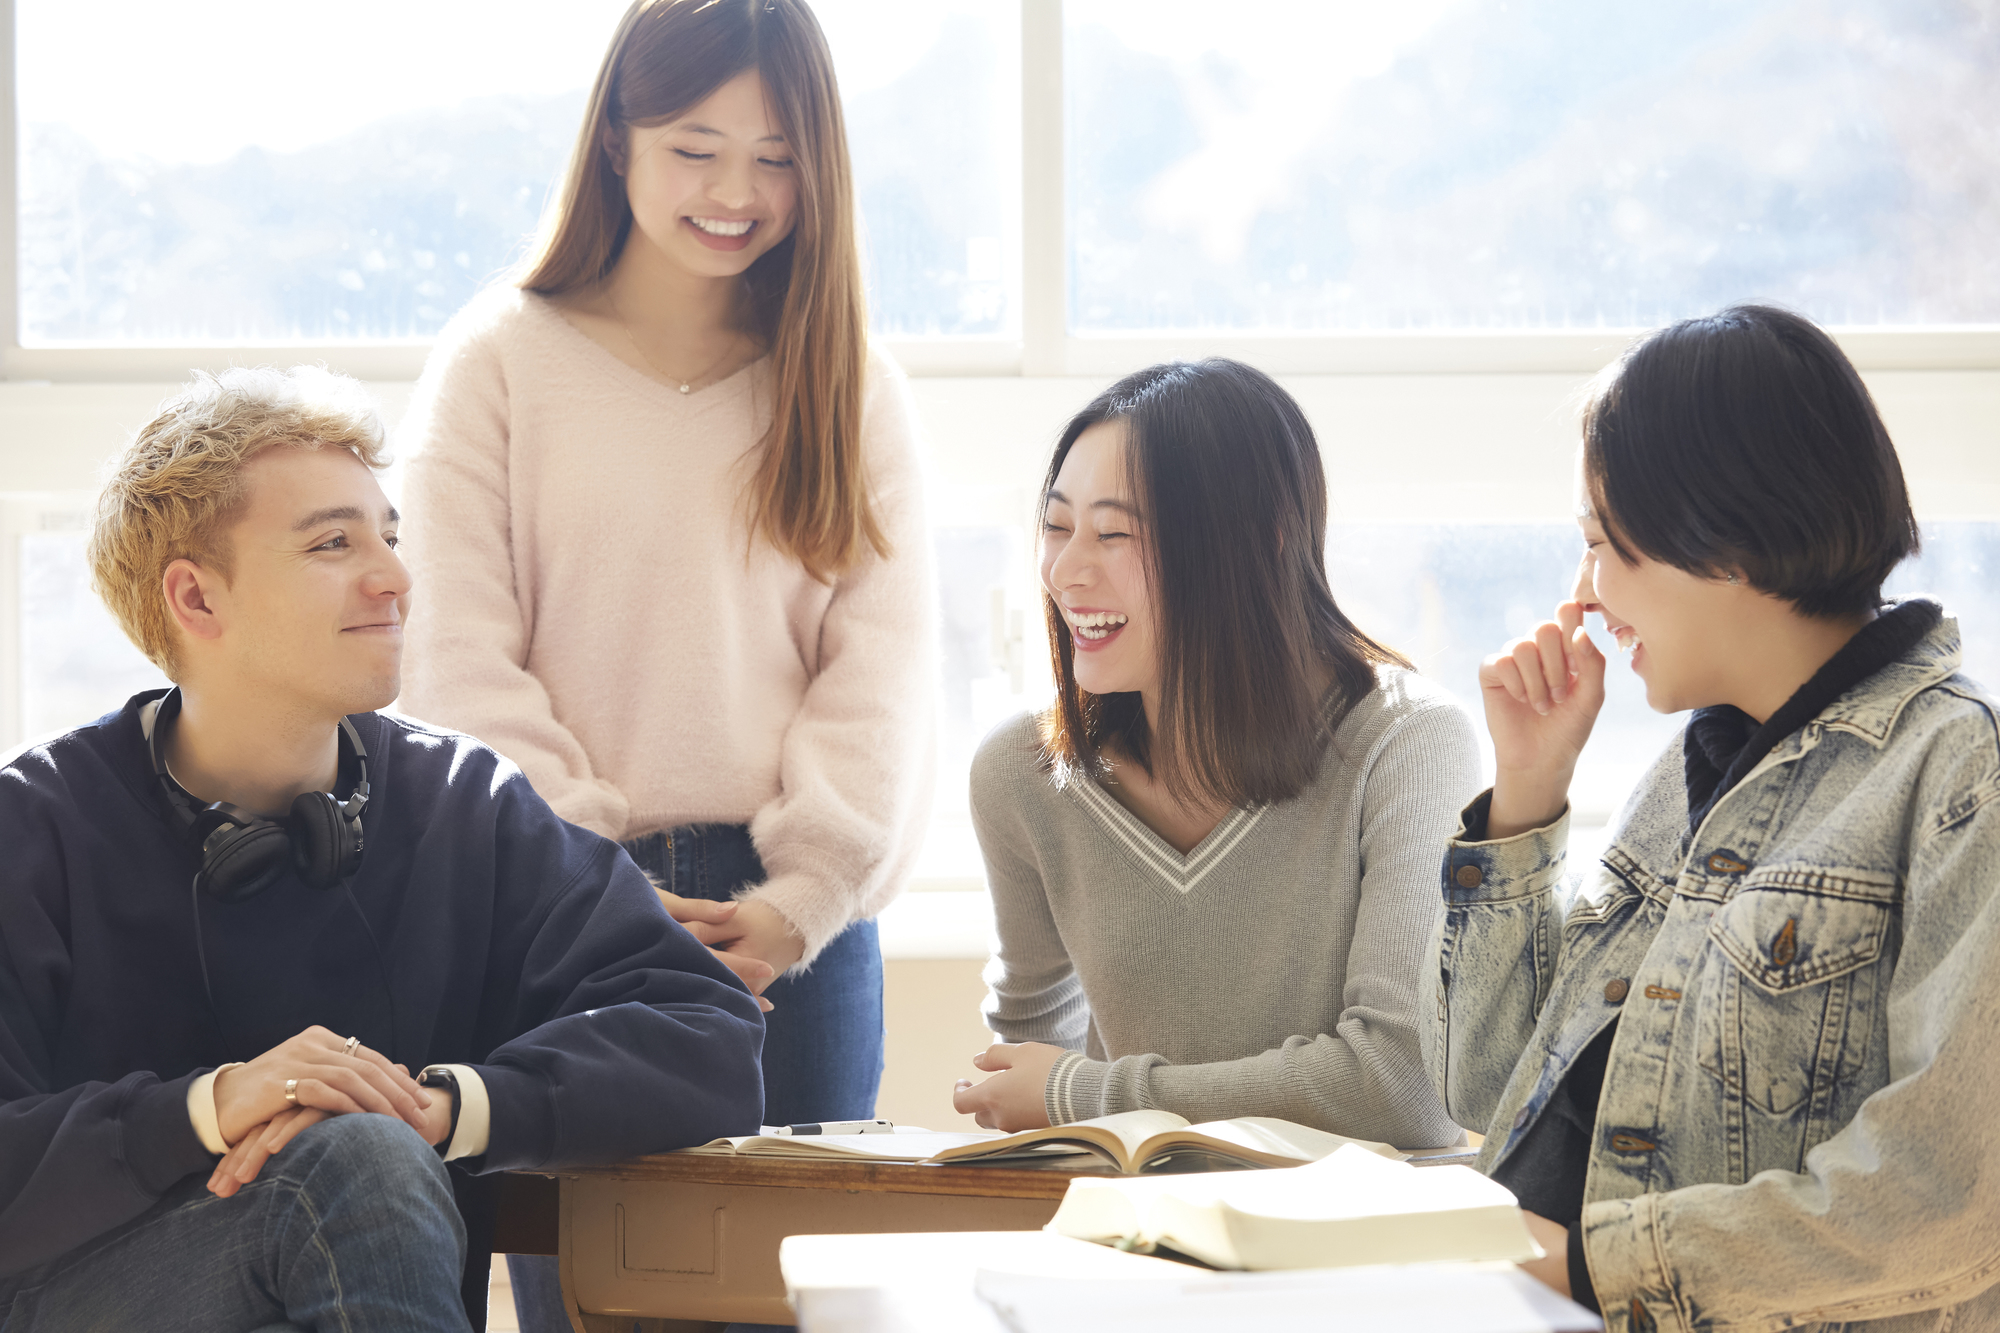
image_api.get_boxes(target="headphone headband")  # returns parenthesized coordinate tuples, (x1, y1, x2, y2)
(147, 689, 371, 899)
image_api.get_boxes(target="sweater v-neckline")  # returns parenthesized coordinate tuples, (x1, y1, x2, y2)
(528, 292, 766, 406)
(1065, 776, 1267, 895)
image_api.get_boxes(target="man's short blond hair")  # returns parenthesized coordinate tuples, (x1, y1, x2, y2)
(88, 366, 390, 679)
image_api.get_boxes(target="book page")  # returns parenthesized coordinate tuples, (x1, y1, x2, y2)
(1145, 1117, 1403, 1169)
(1189, 1147, 1537, 1270)
(1088, 1109, 1199, 1164)
(1050, 1145, 1538, 1270)
(686, 1131, 1005, 1162)
(930, 1109, 1192, 1168)
(1048, 1172, 1241, 1244)
(1221, 1143, 1518, 1221)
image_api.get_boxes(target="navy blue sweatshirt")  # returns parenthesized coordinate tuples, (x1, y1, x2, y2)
(0, 690, 765, 1274)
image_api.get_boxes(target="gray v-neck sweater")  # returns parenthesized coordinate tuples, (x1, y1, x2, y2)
(971, 667, 1480, 1149)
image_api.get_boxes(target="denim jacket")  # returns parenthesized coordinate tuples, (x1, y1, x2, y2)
(1423, 616, 2000, 1333)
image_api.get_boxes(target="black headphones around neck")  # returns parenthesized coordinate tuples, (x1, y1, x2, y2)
(147, 688, 372, 901)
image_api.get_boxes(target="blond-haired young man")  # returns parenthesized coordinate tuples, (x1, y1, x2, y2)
(0, 368, 763, 1330)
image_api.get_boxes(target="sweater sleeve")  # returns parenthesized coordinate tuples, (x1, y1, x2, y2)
(456, 772, 766, 1171)
(396, 303, 631, 837)
(1045, 702, 1483, 1150)
(970, 719, 1093, 1052)
(741, 355, 938, 963)
(0, 798, 217, 1272)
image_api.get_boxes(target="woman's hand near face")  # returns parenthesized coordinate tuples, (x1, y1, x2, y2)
(1480, 601, 1607, 839)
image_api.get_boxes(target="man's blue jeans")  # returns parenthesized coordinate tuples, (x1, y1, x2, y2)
(509, 822, 886, 1332)
(0, 1113, 468, 1331)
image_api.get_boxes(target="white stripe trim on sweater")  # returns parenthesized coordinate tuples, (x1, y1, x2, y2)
(1066, 778, 1266, 895)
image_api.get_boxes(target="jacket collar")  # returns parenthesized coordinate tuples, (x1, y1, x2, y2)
(1796, 610, 1961, 749)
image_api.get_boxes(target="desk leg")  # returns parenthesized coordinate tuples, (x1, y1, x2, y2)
(559, 1177, 1057, 1325)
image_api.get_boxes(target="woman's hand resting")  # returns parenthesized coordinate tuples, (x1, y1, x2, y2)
(1479, 600, 1608, 839)
(655, 891, 804, 1012)
(950, 1042, 1065, 1131)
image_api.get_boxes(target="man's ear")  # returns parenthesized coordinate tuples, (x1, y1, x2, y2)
(163, 558, 226, 645)
(602, 124, 629, 177)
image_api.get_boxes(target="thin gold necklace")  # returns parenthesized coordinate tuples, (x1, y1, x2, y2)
(610, 292, 740, 395)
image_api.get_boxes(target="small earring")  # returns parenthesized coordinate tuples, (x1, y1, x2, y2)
(1726, 572, 1741, 585)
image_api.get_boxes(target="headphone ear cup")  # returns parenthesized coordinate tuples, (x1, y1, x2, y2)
(199, 822, 293, 902)
(290, 790, 360, 889)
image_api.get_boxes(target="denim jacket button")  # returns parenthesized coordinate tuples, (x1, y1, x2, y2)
(1454, 864, 1484, 889)
(1512, 1107, 1531, 1129)
(1604, 978, 1630, 1004)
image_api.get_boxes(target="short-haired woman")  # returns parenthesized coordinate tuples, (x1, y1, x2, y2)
(952, 360, 1480, 1149)
(1434, 305, 2000, 1326)
(395, 2, 932, 1325)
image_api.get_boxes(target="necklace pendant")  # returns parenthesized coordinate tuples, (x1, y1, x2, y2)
(679, 382, 691, 394)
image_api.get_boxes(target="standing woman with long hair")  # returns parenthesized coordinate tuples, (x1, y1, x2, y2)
(396, 1, 932, 1324)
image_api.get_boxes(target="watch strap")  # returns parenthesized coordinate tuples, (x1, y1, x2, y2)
(417, 1064, 463, 1158)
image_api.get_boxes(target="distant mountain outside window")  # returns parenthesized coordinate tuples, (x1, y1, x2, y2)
(1068, 0, 2000, 331)
(16, 0, 1017, 344)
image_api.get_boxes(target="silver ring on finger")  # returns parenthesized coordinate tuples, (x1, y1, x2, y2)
(342, 1035, 360, 1058)
(285, 1078, 299, 1105)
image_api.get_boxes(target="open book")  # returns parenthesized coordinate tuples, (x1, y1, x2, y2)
(678, 1125, 1010, 1164)
(1047, 1143, 1539, 1271)
(930, 1110, 1403, 1173)
(682, 1110, 1402, 1173)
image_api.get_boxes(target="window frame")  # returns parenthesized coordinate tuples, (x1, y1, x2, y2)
(6, 0, 2000, 382)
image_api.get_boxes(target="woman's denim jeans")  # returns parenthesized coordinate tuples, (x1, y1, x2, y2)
(509, 822, 885, 1331)
(0, 1114, 469, 1331)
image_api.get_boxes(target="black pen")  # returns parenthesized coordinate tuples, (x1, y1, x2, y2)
(770, 1119, 896, 1136)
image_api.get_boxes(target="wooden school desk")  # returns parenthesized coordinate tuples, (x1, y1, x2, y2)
(493, 1153, 1107, 1329)
(491, 1145, 1484, 1329)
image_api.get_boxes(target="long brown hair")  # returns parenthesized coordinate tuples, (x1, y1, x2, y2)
(520, 0, 883, 581)
(1040, 360, 1412, 809)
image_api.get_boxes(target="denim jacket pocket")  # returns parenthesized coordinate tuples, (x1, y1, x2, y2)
(1692, 869, 1897, 1132)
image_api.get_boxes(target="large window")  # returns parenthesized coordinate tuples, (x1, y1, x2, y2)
(1067, 0, 2000, 333)
(12, 0, 1999, 374)
(16, 0, 1018, 345)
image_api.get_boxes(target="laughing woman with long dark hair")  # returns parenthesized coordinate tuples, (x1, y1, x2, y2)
(952, 359, 1480, 1148)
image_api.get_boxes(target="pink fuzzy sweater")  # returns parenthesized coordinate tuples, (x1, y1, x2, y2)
(394, 287, 935, 961)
